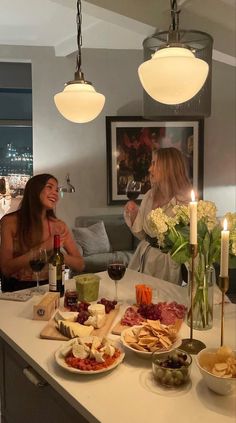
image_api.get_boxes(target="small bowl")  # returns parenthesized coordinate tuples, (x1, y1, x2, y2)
(196, 347, 236, 396)
(152, 349, 192, 388)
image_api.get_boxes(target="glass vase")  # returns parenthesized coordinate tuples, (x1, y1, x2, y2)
(187, 264, 214, 330)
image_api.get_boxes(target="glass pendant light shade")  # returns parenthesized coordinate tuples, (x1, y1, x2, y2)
(54, 0, 105, 124)
(138, 46, 209, 105)
(139, 1, 213, 109)
(54, 82, 105, 123)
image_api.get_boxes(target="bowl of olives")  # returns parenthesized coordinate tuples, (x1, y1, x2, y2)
(152, 349, 192, 388)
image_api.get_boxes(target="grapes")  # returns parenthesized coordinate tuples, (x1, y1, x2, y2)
(152, 351, 190, 388)
(76, 310, 90, 324)
(137, 303, 161, 320)
(97, 298, 117, 313)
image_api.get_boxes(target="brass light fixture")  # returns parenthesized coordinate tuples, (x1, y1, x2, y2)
(59, 174, 76, 197)
(54, 0, 105, 123)
(138, 0, 213, 105)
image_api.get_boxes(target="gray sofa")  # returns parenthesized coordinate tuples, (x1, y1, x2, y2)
(72, 214, 137, 274)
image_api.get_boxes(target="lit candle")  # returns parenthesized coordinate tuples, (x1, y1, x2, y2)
(220, 218, 229, 277)
(190, 190, 197, 245)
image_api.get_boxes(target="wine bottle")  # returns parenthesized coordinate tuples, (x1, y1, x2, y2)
(49, 234, 65, 297)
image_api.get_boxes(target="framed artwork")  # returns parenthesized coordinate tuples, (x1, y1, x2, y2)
(106, 116, 204, 205)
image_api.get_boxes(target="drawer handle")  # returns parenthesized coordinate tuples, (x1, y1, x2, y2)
(23, 367, 47, 388)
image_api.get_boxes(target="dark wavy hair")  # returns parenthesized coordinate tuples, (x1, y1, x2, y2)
(17, 173, 58, 250)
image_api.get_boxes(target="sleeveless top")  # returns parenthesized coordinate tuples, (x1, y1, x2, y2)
(11, 218, 69, 282)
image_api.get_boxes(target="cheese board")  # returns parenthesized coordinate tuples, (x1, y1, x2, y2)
(40, 306, 120, 340)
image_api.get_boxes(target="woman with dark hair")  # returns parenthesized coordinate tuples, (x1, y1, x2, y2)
(124, 147, 192, 284)
(0, 174, 84, 291)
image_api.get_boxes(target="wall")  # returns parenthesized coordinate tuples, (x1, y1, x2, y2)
(0, 45, 235, 229)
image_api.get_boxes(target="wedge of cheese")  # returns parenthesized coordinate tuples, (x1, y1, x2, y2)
(57, 320, 94, 339)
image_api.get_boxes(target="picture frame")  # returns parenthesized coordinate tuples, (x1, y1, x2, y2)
(106, 116, 204, 205)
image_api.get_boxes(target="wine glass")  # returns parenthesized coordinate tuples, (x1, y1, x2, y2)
(29, 248, 47, 294)
(107, 258, 126, 303)
(126, 179, 142, 201)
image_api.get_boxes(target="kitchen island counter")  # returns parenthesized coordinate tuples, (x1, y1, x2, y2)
(0, 269, 235, 423)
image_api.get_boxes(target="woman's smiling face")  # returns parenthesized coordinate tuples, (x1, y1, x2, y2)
(40, 178, 59, 209)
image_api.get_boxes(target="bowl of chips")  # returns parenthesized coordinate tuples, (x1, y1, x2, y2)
(196, 346, 236, 395)
(120, 320, 182, 357)
(152, 349, 192, 388)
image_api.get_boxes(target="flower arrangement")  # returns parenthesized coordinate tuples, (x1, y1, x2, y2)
(148, 201, 236, 329)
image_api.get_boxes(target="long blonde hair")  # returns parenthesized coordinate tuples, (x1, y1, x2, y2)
(152, 147, 192, 203)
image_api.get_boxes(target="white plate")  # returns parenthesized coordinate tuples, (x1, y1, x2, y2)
(120, 325, 182, 357)
(55, 338, 125, 374)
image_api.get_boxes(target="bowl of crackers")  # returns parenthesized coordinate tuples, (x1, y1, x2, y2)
(120, 320, 182, 357)
(196, 346, 236, 395)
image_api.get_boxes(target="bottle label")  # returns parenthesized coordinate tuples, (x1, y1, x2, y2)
(49, 264, 57, 291)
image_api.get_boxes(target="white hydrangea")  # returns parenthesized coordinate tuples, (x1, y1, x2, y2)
(197, 200, 217, 231)
(172, 204, 190, 225)
(148, 208, 169, 246)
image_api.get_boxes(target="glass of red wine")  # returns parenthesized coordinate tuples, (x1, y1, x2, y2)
(107, 258, 126, 302)
(29, 248, 47, 294)
(126, 180, 142, 201)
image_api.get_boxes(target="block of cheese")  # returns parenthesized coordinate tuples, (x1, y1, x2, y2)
(57, 320, 94, 339)
(33, 292, 60, 321)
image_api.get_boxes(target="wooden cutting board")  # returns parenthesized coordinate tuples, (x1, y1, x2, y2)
(40, 306, 120, 341)
(111, 321, 129, 336)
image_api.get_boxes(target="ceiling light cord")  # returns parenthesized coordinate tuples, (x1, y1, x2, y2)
(75, 0, 84, 81)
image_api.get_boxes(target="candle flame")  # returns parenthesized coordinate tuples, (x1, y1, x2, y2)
(191, 190, 195, 202)
(223, 218, 228, 231)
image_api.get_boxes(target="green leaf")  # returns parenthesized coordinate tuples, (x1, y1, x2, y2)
(229, 254, 236, 269)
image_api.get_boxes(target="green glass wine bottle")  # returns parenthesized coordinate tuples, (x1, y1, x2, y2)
(49, 235, 65, 297)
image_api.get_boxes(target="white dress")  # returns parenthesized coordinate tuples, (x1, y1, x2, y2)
(124, 190, 182, 285)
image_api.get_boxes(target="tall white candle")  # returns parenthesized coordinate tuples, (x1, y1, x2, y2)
(190, 190, 197, 245)
(220, 218, 229, 277)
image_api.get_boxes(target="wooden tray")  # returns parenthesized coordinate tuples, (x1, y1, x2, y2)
(40, 306, 120, 341)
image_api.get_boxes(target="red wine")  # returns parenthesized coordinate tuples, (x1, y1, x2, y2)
(127, 191, 139, 200)
(29, 259, 46, 272)
(107, 263, 126, 281)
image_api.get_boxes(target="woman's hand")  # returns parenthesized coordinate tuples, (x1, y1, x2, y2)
(124, 201, 139, 225)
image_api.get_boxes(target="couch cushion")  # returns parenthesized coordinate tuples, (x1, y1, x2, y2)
(75, 215, 133, 251)
(77, 251, 134, 274)
(72, 221, 111, 256)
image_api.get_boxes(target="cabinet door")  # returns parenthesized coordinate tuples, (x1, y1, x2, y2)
(1, 341, 90, 423)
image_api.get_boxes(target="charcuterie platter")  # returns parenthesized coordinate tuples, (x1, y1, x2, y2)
(111, 302, 186, 335)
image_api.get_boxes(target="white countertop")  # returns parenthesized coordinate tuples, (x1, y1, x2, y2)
(0, 269, 236, 423)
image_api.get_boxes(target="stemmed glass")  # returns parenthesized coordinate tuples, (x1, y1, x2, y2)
(107, 258, 126, 302)
(126, 180, 142, 201)
(29, 248, 47, 294)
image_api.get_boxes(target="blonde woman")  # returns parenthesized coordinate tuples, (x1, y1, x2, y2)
(124, 147, 192, 284)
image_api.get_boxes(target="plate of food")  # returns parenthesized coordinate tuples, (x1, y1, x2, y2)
(120, 320, 182, 357)
(55, 335, 125, 374)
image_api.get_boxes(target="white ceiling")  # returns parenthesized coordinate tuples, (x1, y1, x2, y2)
(0, 0, 235, 66)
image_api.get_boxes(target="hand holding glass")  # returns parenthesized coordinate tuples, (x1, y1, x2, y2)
(126, 180, 142, 201)
(29, 248, 47, 294)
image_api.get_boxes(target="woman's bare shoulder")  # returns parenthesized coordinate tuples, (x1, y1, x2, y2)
(1, 212, 18, 226)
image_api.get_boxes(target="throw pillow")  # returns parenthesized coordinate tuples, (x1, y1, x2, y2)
(72, 221, 111, 256)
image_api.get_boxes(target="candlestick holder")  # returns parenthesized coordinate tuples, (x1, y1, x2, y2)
(218, 276, 229, 346)
(181, 244, 206, 355)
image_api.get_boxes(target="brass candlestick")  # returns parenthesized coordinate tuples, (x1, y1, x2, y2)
(218, 276, 229, 346)
(181, 244, 206, 355)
